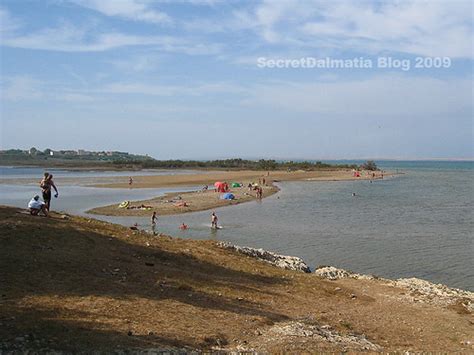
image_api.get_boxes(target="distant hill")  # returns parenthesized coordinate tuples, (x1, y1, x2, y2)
(0, 148, 153, 168)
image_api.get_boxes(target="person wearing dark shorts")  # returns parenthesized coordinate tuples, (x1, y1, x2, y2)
(40, 172, 58, 210)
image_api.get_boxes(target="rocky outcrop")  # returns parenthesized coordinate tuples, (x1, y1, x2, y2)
(392, 278, 474, 311)
(314, 266, 473, 312)
(219, 244, 472, 312)
(234, 320, 382, 352)
(314, 266, 376, 281)
(217, 242, 311, 273)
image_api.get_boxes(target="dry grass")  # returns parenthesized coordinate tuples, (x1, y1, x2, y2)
(0, 206, 471, 352)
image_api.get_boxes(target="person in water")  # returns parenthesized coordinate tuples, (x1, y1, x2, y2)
(179, 223, 188, 230)
(211, 212, 218, 229)
(151, 211, 157, 226)
(40, 173, 58, 211)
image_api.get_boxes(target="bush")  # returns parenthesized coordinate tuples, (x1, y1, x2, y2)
(360, 160, 378, 171)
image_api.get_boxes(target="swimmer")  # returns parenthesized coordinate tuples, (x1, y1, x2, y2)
(179, 223, 188, 230)
(352, 192, 356, 197)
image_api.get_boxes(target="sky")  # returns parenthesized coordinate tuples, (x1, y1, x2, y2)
(0, 0, 473, 160)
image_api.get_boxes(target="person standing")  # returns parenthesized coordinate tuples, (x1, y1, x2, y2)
(129, 176, 133, 186)
(211, 212, 218, 229)
(151, 211, 158, 234)
(40, 173, 58, 211)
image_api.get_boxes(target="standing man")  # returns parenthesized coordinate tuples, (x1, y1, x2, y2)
(40, 173, 59, 211)
(151, 211, 158, 234)
(211, 212, 218, 229)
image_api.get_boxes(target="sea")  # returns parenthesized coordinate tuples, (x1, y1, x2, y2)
(1, 161, 472, 291)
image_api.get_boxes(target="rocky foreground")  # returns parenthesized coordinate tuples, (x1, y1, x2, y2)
(315, 266, 473, 312)
(1, 206, 472, 353)
(218, 242, 473, 313)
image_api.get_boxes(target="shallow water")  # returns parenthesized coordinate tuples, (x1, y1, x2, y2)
(1, 162, 472, 290)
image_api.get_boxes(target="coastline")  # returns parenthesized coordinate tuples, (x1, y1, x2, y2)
(0, 205, 471, 353)
(87, 169, 390, 217)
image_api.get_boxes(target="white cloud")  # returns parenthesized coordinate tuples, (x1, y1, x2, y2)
(100, 81, 245, 96)
(0, 7, 21, 35)
(71, 0, 172, 25)
(1, 76, 96, 103)
(237, 0, 473, 58)
(57, 93, 96, 102)
(108, 54, 160, 73)
(1, 76, 43, 101)
(1, 22, 176, 52)
(1, 21, 220, 54)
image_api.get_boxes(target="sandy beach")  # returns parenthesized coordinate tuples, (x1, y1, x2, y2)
(88, 169, 388, 217)
(88, 184, 279, 216)
(91, 169, 384, 189)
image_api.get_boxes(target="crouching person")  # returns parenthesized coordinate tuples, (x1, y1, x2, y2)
(28, 195, 48, 217)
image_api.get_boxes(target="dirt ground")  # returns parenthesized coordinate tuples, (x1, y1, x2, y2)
(0, 206, 472, 352)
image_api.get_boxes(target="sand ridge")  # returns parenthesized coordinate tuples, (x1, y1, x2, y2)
(88, 169, 389, 216)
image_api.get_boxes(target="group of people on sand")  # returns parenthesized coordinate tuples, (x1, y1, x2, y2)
(27, 172, 59, 217)
(149, 210, 219, 233)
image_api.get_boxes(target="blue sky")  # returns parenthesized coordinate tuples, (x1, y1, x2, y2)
(1, 0, 472, 160)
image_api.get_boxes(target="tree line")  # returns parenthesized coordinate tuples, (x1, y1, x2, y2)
(111, 158, 377, 171)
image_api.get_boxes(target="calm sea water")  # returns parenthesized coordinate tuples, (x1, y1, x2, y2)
(1, 162, 472, 290)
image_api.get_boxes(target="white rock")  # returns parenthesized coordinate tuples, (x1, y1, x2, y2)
(218, 242, 311, 273)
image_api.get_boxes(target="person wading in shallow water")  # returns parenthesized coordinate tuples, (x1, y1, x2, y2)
(40, 173, 58, 211)
(211, 212, 218, 229)
(151, 211, 157, 226)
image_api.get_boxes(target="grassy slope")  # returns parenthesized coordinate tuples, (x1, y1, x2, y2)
(0, 206, 471, 352)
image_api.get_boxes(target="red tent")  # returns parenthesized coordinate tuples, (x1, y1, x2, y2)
(214, 181, 228, 193)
